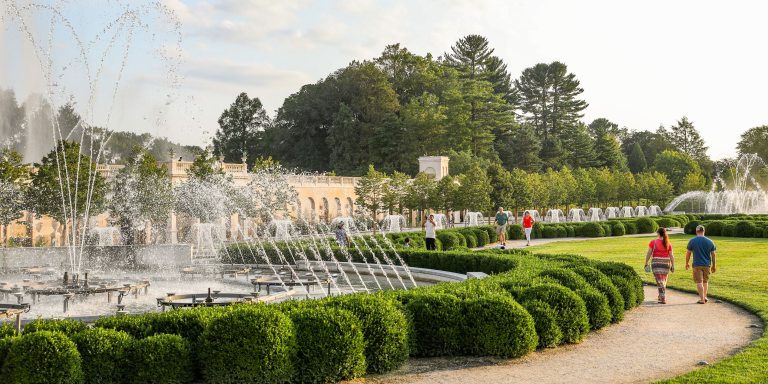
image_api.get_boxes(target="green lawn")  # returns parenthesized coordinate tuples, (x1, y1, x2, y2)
(534, 234, 768, 383)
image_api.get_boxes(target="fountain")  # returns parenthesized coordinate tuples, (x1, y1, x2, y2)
(649, 206, 663, 216)
(381, 215, 406, 233)
(544, 209, 564, 223)
(567, 208, 586, 223)
(665, 154, 768, 214)
(190, 223, 225, 262)
(634, 206, 649, 217)
(330, 217, 358, 232)
(525, 210, 542, 223)
(465, 212, 483, 226)
(431, 214, 448, 230)
(620, 206, 634, 218)
(90, 227, 121, 246)
(605, 207, 620, 219)
(586, 208, 604, 222)
(269, 220, 294, 240)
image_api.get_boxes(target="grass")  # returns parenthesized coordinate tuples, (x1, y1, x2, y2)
(533, 234, 768, 383)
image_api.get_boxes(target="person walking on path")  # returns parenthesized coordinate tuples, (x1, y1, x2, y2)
(335, 222, 350, 247)
(522, 211, 535, 246)
(644, 227, 675, 304)
(686, 225, 717, 304)
(495, 207, 508, 245)
(423, 214, 437, 251)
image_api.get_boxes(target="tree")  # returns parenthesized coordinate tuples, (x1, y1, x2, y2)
(594, 131, 626, 170)
(539, 137, 565, 171)
(0, 148, 28, 184)
(737, 125, 768, 161)
(573, 168, 596, 207)
(214, 92, 270, 169)
(667, 117, 708, 160)
(653, 150, 701, 194)
(0, 181, 24, 246)
(444, 34, 495, 80)
(498, 124, 542, 172)
(627, 142, 648, 173)
(56, 102, 81, 140)
(109, 147, 174, 244)
(188, 149, 223, 180)
(432, 176, 460, 217)
(588, 118, 627, 141)
(487, 164, 514, 210)
(354, 165, 388, 230)
(514, 61, 589, 165)
(508, 168, 533, 221)
(27, 141, 108, 245)
(455, 164, 492, 213)
(243, 161, 299, 223)
(562, 123, 597, 169)
(405, 172, 437, 219)
(591, 168, 618, 207)
(381, 171, 409, 214)
(680, 172, 707, 193)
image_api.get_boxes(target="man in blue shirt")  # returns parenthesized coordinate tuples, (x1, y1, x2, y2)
(495, 207, 508, 246)
(685, 225, 717, 304)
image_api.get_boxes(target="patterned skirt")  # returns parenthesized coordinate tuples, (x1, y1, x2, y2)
(651, 257, 671, 275)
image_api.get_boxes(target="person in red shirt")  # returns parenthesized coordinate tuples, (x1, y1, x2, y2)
(522, 211, 534, 246)
(644, 227, 676, 304)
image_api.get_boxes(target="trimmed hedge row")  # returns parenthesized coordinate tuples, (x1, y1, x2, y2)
(685, 217, 768, 238)
(5, 249, 643, 384)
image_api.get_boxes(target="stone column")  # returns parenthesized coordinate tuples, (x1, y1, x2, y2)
(167, 211, 178, 244)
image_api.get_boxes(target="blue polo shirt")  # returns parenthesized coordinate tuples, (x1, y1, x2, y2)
(687, 236, 716, 267)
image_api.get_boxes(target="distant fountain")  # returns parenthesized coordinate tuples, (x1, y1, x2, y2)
(525, 210, 541, 223)
(634, 206, 649, 217)
(331, 217, 357, 232)
(544, 209, 564, 223)
(90, 227, 120, 246)
(190, 223, 225, 262)
(381, 215, 406, 233)
(605, 207, 620, 219)
(432, 214, 448, 230)
(269, 220, 294, 240)
(567, 208, 586, 223)
(649, 206, 663, 216)
(665, 154, 768, 214)
(503, 211, 514, 223)
(587, 208, 604, 222)
(465, 212, 483, 226)
(620, 206, 634, 218)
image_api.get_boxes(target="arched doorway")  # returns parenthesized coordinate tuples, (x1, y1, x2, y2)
(321, 198, 329, 224)
(346, 197, 354, 217)
(334, 197, 342, 218)
(307, 198, 316, 223)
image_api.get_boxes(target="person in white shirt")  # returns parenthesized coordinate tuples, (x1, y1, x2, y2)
(423, 214, 437, 250)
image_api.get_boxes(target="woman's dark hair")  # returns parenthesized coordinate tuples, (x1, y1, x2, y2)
(657, 227, 670, 250)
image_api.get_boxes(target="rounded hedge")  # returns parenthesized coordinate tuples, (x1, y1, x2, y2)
(405, 293, 464, 356)
(656, 218, 680, 228)
(459, 230, 478, 248)
(436, 232, 462, 251)
(594, 262, 644, 307)
(611, 222, 626, 237)
(0, 336, 17, 372)
(3, 330, 83, 384)
(555, 226, 568, 238)
(684, 220, 700, 235)
(480, 226, 496, 244)
(580, 222, 605, 237)
(538, 269, 611, 330)
(519, 299, 562, 348)
(722, 223, 737, 236)
(129, 334, 192, 384)
(519, 284, 589, 344)
(473, 228, 491, 246)
(735, 221, 758, 237)
(94, 314, 152, 339)
(200, 306, 296, 384)
(507, 224, 524, 240)
(565, 225, 576, 237)
(23, 318, 86, 337)
(601, 223, 612, 236)
(635, 217, 659, 234)
(542, 226, 558, 239)
(462, 295, 537, 357)
(0, 322, 17, 338)
(705, 221, 724, 236)
(624, 222, 638, 235)
(72, 328, 132, 384)
(289, 306, 366, 383)
(533, 222, 544, 238)
(327, 294, 410, 373)
(572, 266, 625, 323)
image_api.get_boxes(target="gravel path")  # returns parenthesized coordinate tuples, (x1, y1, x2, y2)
(353, 286, 762, 384)
(480, 228, 685, 250)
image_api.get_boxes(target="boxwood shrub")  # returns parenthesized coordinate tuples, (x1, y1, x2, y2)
(565, 225, 576, 237)
(518, 299, 562, 348)
(572, 266, 625, 323)
(684, 220, 700, 235)
(601, 223, 612, 237)
(705, 221, 724, 236)
(532, 222, 544, 238)
(23, 318, 87, 337)
(129, 334, 192, 384)
(436, 231, 462, 251)
(200, 306, 296, 384)
(555, 226, 568, 238)
(94, 314, 152, 339)
(611, 222, 626, 237)
(656, 217, 680, 228)
(0, 336, 17, 372)
(624, 221, 638, 234)
(405, 293, 464, 357)
(735, 221, 758, 237)
(3, 330, 83, 384)
(538, 269, 611, 330)
(635, 217, 659, 233)
(473, 228, 491, 246)
(0, 322, 16, 338)
(542, 226, 558, 238)
(288, 306, 366, 383)
(519, 284, 589, 344)
(722, 223, 737, 237)
(326, 294, 410, 373)
(480, 226, 497, 243)
(462, 295, 537, 357)
(580, 222, 605, 237)
(594, 262, 644, 307)
(72, 328, 132, 384)
(458, 230, 478, 248)
(507, 224, 524, 240)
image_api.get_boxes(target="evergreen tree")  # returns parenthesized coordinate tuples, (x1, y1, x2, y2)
(213, 92, 270, 169)
(188, 149, 224, 180)
(668, 117, 708, 160)
(487, 164, 514, 210)
(354, 165, 388, 227)
(0, 148, 29, 184)
(594, 131, 626, 170)
(0, 88, 25, 151)
(498, 124, 542, 172)
(444, 34, 494, 80)
(736, 125, 768, 161)
(539, 137, 565, 171)
(56, 102, 81, 140)
(627, 142, 648, 173)
(455, 164, 492, 213)
(0, 181, 24, 246)
(588, 118, 627, 141)
(562, 123, 598, 169)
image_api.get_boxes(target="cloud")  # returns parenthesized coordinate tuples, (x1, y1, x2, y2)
(181, 58, 311, 89)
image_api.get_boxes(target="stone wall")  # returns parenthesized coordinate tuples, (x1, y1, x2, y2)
(0, 244, 193, 271)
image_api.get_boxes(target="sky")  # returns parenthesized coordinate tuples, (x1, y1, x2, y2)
(2, 0, 767, 160)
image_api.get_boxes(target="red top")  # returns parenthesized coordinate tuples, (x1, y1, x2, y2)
(649, 239, 671, 257)
(523, 216, 534, 228)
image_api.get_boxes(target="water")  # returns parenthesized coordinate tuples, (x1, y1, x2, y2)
(665, 154, 768, 214)
(381, 215, 406, 233)
(269, 220, 293, 240)
(90, 227, 120, 246)
(649, 206, 662, 216)
(544, 209, 564, 223)
(605, 207, 620, 219)
(634, 206, 648, 217)
(432, 214, 448, 230)
(567, 208, 586, 223)
(620, 206, 634, 218)
(465, 212, 482, 226)
(586, 208, 603, 222)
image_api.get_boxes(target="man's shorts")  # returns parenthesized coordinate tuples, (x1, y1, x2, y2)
(693, 266, 711, 283)
(496, 224, 507, 235)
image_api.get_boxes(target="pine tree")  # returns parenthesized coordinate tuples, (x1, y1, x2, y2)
(444, 34, 494, 80)
(540, 137, 565, 171)
(499, 124, 541, 172)
(594, 131, 627, 170)
(213, 92, 270, 169)
(627, 142, 648, 173)
(668, 117, 708, 160)
(563, 123, 598, 168)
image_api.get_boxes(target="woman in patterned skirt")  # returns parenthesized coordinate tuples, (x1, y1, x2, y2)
(644, 227, 675, 304)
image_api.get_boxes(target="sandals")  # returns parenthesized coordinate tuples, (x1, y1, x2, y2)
(697, 300, 706, 304)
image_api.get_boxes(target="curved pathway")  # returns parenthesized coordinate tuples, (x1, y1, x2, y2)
(355, 286, 761, 384)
